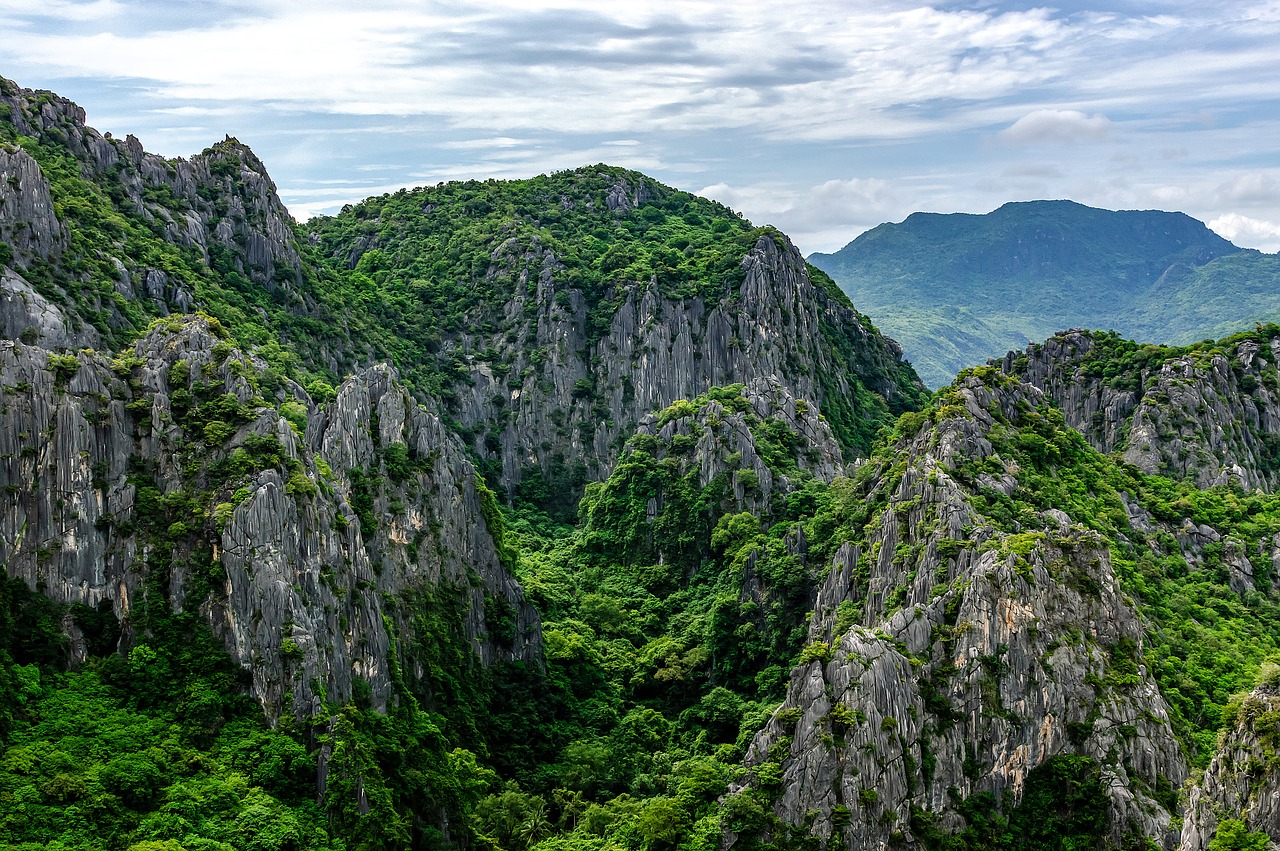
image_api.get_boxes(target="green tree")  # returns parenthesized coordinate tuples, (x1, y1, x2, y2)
(1209, 820, 1272, 851)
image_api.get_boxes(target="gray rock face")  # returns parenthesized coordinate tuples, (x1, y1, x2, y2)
(0, 76, 305, 331)
(0, 339, 134, 612)
(1179, 683, 1280, 850)
(0, 268, 98, 349)
(1001, 329, 1280, 491)
(628, 377, 846, 516)
(731, 375, 1188, 850)
(0, 144, 67, 265)
(0, 316, 537, 721)
(450, 231, 919, 498)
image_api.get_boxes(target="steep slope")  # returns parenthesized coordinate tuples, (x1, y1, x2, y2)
(0, 77, 318, 356)
(1000, 326, 1280, 491)
(808, 200, 1275, 387)
(0, 72, 925, 717)
(1179, 674, 1280, 851)
(13, 72, 1280, 851)
(1, 73, 925, 512)
(454, 381, 859, 845)
(723, 367, 1280, 850)
(0, 314, 539, 719)
(0, 74, 928, 849)
(0, 312, 547, 847)
(304, 176, 926, 505)
(728, 372, 1186, 849)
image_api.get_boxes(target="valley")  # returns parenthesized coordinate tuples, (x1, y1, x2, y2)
(2, 74, 1279, 851)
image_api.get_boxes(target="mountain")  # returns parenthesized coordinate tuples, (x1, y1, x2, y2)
(302, 178, 925, 514)
(729, 366, 1280, 850)
(0, 74, 927, 849)
(998, 326, 1280, 491)
(0, 70, 925, 517)
(7, 73, 1280, 851)
(809, 200, 1280, 388)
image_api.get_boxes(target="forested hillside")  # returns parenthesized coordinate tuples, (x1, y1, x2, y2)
(809, 200, 1280, 388)
(300, 178, 924, 506)
(3, 75, 1280, 851)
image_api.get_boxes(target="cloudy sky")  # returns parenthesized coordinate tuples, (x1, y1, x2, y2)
(4, 0, 1280, 253)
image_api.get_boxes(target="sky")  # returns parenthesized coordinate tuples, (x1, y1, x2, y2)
(3, 0, 1280, 254)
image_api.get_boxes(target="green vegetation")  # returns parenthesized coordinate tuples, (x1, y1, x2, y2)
(810, 199, 1279, 387)
(1034, 324, 1280, 395)
(910, 755, 1111, 851)
(1210, 820, 1273, 851)
(5, 82, 921, 471)
(6, 79, 1280, 851)
(0, 569, 478, 851)
(305, 167, 758, 369)
(928, 367, 1280, 762)
(0, 383, 833, 851)
(0, 121, 338, 392)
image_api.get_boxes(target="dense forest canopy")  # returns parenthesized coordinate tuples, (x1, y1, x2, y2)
(2, 75, 1279, 851)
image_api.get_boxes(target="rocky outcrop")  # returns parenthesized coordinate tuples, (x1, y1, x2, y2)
(452, 231, 921, 499)
(576, 380, 845, 587)
(0, 268, 98, 349)
(730, 374, 1188, 850)
(0, 143, 66, 265)
(1179, 682, 1280, 850)
(627, 377, 846, 517)
(0, 316, 537, 720)
(1001, 329, 1280, 491)
(0, 75, 307, 333)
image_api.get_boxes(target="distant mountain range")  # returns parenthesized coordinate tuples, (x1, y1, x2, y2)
(809, 200, 1280, 387)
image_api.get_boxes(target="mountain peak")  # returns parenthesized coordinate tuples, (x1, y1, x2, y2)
(810, 200, 1258, 387)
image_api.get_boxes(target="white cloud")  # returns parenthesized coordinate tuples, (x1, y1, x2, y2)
(1216, 172, 1280, 205)
(1000, 110, 1113, 145)
(0, 0, 120, 20)
(5, 0, 1276, 163)
(1207, 213, 1280, 252)
(3, 0, 1279, 257)
(149, 105, 235, 117)
(0, 1, 1086, 142)
(700, 176, 905, 255)
(438, 137, 529, 150)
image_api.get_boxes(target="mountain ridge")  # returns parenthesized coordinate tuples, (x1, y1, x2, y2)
(6, 73, 1280, 851)
(809, 199, 1278, 388)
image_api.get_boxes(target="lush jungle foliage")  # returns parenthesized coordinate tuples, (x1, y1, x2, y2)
(8, 365, 1280, 850)
(3, 78, 1279, 851)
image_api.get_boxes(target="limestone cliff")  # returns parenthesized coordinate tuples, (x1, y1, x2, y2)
(0, 75, 299, 288)
(1000, 328, 1280, 491)
(729, 373, 1192, 849)
(307, 171, 926, 503)
(0, 73, 927, 734)
(0, 74, 330, 368)
(628, 377, 846, 515)
(430, 229, 919, 504)
(0, 315, 537, 721)
(1179, 680, 1280, 850)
